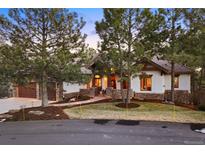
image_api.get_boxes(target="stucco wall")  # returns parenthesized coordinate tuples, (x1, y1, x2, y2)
(164, 74, 191, 92)
(131, 71, 165, 94)
(116, 75, 120, 90)
(63, 82, 86, 93)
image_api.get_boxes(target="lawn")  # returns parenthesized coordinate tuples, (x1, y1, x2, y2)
(63, 101, 205, 123)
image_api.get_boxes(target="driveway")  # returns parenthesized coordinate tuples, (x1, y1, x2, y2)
(0, 120, 204, 145)
(0, 97, 53, 114)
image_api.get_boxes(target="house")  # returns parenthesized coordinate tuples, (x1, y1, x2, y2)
(11, 67, 92, 101)
(11, 54, 192, 104)
(84, 55, 192, 103)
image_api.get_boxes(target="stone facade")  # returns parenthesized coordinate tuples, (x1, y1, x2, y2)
(79, 88, 96, 97)
(164, 90, 191, 104)
(64, 92, 79, 99)
(106, 88, 133, 100)
(134, 93, 164, 101)
(12, 85, 18, 97)
(64, 88, 96, 99)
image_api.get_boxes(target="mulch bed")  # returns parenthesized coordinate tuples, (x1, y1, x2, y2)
(175, 103, 197, 110)
(115, 103, 140, 109)
(5, 106, 69, 121)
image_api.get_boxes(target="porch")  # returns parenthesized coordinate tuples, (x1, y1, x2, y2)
(88, 74, 128, 94)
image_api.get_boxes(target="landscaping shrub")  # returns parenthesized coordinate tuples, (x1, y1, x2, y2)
(198, 104, 205, 111)
(77, 95, 91, 101)
(0, 82, 10, 98)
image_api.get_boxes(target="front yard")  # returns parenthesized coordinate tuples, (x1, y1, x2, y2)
(64, 101, 205, 123)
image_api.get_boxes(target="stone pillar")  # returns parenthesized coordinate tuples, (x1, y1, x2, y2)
(12, 84, 18, 97)
(15, 86, 18, 97)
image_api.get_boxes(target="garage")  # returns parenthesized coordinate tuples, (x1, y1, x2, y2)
(38, 82, 57, 101)
(17, 82, 57, 101)
(18, 82, 37, 98)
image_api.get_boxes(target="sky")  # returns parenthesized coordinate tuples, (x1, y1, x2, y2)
(0, 8, 104, 49)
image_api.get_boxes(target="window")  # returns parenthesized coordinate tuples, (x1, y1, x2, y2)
(140, 76, 152, 91)
(174, 76, 179, 88)
(108, 75, 116, 89)
(94, 75, 101, 87)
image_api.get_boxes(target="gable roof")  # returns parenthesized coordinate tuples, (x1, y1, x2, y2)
(88, 54, 192, 74)
(151, 56, 192, 74)
(87, 53, 102, 68)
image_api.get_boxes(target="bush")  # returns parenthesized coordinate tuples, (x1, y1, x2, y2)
(198, 104, 205, 111)
(0, 83, 10, 98)
(78, 95, 91, 101)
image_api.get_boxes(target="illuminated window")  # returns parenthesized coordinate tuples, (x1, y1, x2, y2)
(110, 68, 115, 73)
(103, 76, 108, 89)
(174, 76, 179, 88)
(94, 75, 101, 87)
(140, 76, 152, 91)
(95, 75, 100, 78)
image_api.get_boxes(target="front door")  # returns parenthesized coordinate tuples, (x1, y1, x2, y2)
(93, 75, 102, 95)
(108, 75, 116, 89)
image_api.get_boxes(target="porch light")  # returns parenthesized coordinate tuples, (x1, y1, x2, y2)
(110, 68, 115, 72)
(95, 75, 100, 78)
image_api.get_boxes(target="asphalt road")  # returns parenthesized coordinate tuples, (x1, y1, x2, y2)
(0, 119, 205, 145)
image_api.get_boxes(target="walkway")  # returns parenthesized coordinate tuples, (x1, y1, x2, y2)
(50, 96, 111, 107)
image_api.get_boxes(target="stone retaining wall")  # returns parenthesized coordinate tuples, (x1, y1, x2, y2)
(106, 88, 133, 99)
(79, 88, 95, 97)
(164, 90, 191, 104)
(64, 92, 79, 99)
(134, 93, 164, 101)
(64, 88, 96, 99)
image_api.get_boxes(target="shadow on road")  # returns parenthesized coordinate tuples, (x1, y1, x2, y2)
(94, 119, 112, 125)
(116, 120, 140, 126)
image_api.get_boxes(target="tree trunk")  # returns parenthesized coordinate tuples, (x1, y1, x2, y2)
(171, 60, 175, 103)
(199, 68, 203, 90)
(191, 73, 195, 94)
(42, 71, 48, 107)
(58, 81, 64, 101)
(120, 72, 126, 104)
(126, 74, 131, 104)
(126, 9, 132, 105)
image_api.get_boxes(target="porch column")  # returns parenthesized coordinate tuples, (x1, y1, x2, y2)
(107, 75, 112, 87)
(116, 75, 120, 89)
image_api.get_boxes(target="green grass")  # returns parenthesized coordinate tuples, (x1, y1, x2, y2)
(63, 101, 205, 123)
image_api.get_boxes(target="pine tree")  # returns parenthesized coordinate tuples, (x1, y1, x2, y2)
(0, 9, 87, 106)
(182, 9, 205, 89)
(96, 9, 164, 104)
(157, 9, 187, 103)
